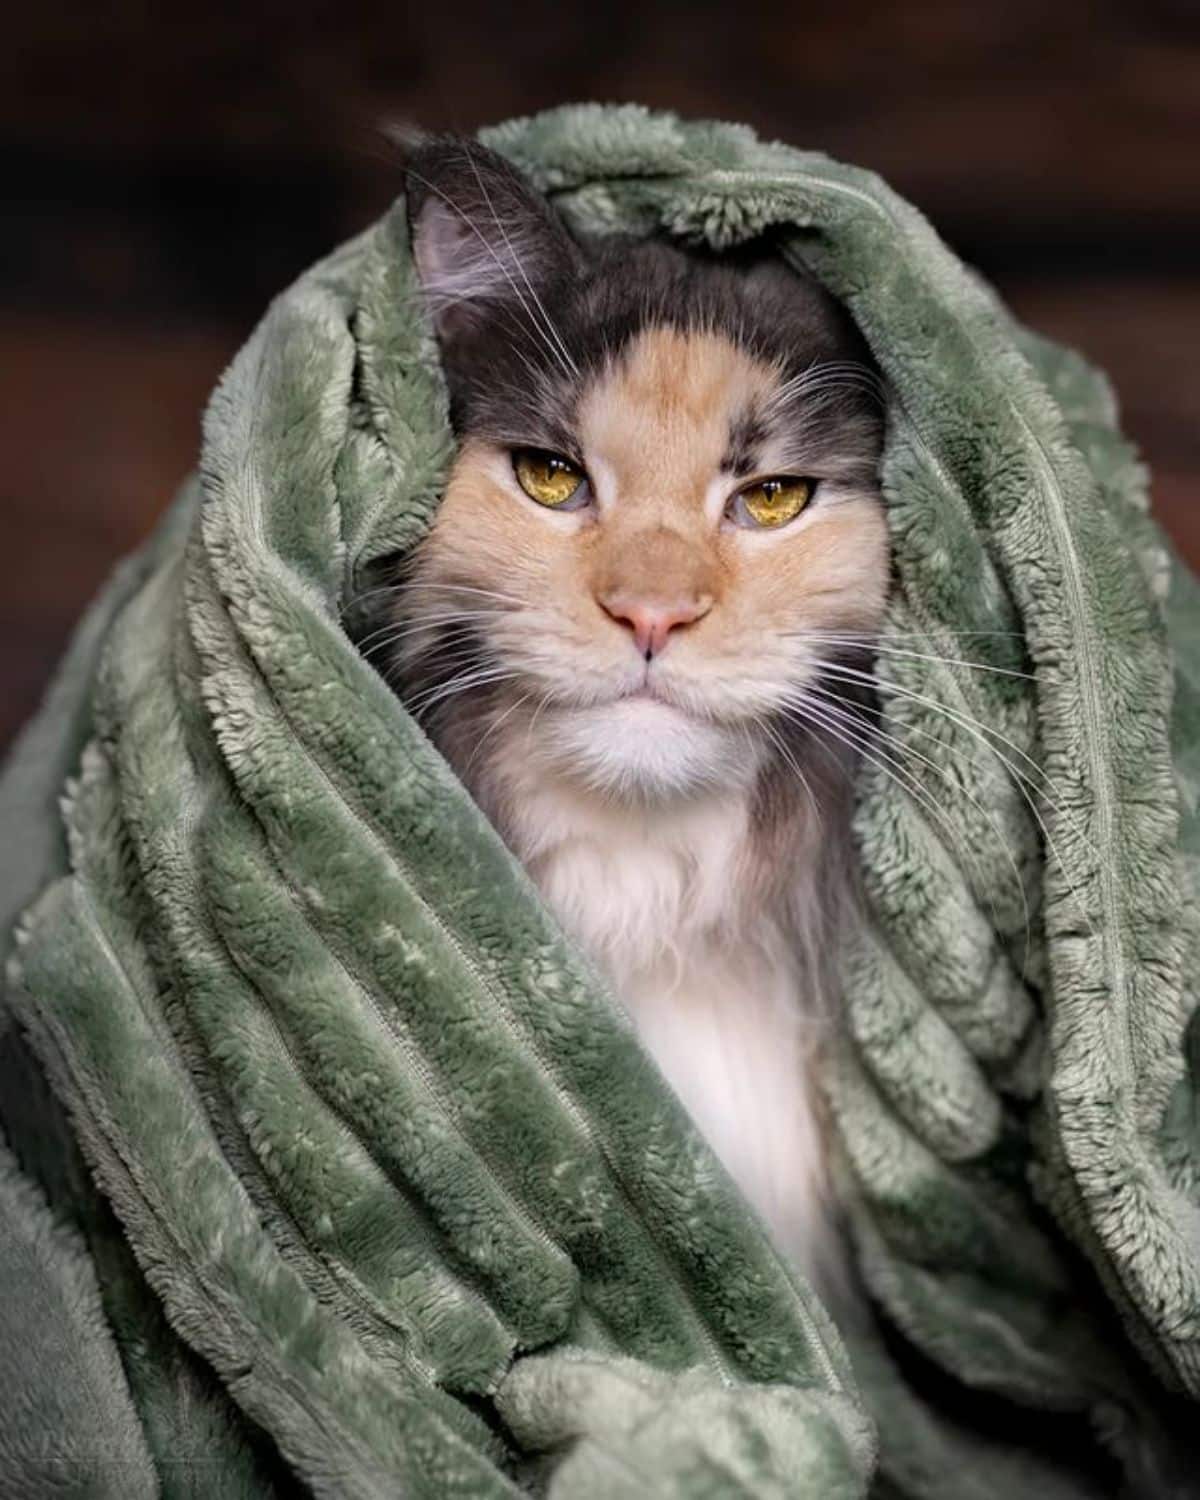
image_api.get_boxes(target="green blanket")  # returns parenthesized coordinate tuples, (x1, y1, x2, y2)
(3, 104, 1198, 1499)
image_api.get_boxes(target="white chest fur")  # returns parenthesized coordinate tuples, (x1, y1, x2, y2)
(489, 769, 837, 1285)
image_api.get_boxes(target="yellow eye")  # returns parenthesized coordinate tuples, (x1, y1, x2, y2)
(512, 449, 586, 508)
(735, 477, 814, 529)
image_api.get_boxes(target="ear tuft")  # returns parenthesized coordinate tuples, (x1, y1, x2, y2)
(405, 138, 580, 345)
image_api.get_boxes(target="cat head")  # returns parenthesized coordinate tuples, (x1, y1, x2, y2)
(394, 139, 888, 803)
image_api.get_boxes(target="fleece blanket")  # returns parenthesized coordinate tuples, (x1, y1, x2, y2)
(2, 104, 1199, 1499)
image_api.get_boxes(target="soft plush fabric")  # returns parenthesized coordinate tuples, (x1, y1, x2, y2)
(2, 104, 1198, 1498)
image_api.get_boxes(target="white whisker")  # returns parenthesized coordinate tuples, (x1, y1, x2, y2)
(796, 684, 1034, 956)
(760, 718, 824, 836)
(406, 665, 521, 718)
(462, 148, 581, 380)
(358, 607, 509, 656)
(811, 659, 1099, 934)
(798, 632, 1035, 681)
(407, 166, 576, 381)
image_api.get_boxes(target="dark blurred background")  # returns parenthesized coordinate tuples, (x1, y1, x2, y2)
(4, 2, 1198, 749)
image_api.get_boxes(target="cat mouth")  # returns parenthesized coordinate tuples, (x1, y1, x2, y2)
(616, 681, 684, 710)
(611, 680, 709, 723)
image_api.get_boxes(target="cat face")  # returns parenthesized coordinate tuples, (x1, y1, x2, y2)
(394, 141, 888, 802)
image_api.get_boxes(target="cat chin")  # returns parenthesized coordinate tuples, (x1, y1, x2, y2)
(535, 697, 753, 801)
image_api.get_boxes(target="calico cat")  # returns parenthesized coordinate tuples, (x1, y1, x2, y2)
(386, 138, 888, 1293)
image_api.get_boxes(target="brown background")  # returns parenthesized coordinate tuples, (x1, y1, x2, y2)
(4, 1, 1198, 749)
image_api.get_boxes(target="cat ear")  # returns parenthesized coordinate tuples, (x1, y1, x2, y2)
(405, 139, 580, 345)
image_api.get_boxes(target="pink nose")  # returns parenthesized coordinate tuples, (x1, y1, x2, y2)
(599, 592, 712, 658)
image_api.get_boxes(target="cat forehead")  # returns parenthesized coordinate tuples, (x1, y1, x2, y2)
(579, 327, 783, 484)
(437, 231, 878, 455)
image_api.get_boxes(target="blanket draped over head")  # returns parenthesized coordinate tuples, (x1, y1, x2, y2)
(2, 104, 1199, 1499)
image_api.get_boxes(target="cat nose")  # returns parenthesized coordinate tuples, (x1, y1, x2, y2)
(598, 592, 713, 659)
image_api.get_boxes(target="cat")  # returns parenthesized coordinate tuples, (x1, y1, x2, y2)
(384, 138, 888, 1295)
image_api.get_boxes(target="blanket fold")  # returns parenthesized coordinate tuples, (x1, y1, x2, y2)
(2, 103, 1198, 1498)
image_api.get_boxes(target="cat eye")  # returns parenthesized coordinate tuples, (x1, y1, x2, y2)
(512, 449, 588, 509)
(728, 476, 814, 530)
